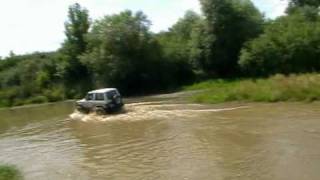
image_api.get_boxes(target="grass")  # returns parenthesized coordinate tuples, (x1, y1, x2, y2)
(0, 165, 22, 180)
(184, 74, 320, 104)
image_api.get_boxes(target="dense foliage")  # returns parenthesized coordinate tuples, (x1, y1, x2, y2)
(61, 3, 91, 97)
(156, 10, 200, 83)
(1, 0, 320, 107)
(81, 11, 171, 94)
(287, 0, 320, 13)
(157, 11, 201, 67)
(0, 52, 65, 106)
(196, 0, 264, 76)
(240, 5, 320, 76)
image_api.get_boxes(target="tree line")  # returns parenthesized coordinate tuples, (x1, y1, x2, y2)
(0, 0, 319, 107)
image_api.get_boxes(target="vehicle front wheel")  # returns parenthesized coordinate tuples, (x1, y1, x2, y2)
(76, 105, 89, 114)
(93, 107, 106, 115)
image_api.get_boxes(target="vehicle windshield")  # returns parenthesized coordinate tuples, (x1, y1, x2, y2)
(85, 93, 94, 100)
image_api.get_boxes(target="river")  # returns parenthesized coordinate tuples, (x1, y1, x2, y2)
(1, 93, 320, 180)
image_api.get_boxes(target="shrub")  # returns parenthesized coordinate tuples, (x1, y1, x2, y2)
(43, 86, 65, 102)
(24, 95, 48, 105)
(0, 165, 22, 180)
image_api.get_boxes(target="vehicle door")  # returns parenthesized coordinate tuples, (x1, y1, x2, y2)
(84, 93, 94, 109)
(93, 93, 106, 107)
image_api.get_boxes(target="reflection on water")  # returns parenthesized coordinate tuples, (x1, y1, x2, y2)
(1, 96, 320, 180)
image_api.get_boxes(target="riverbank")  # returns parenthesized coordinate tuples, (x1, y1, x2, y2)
(184, 74, 320, 104)
(0, 165, 21, 180)
(1, 73, 320, 109)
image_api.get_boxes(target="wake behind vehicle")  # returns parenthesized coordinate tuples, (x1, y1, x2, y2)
(76, 88, 124, 114)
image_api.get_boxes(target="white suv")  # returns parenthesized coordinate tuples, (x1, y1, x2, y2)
(76, 88, 124, 114)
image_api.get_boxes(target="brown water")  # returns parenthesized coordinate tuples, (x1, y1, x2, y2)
(1, 94, 320, 180)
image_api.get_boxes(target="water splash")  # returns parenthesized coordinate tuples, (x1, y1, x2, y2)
(69, 102, 249, 122)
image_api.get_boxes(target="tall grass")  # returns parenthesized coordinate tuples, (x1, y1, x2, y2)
(184, 74, 320, 103)
(0, 165, 22, 180)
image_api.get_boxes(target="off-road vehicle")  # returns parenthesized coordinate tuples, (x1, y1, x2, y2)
(76, 88, 124, 114)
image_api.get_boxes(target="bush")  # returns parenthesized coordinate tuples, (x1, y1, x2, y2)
(0, 99, 10, 108)
(43, 86, 65, 102)
(24, 95, 48, 105)
(12, 99, 25, 107)
(0, 165, 22, 180)
(0, 87, 20, 107)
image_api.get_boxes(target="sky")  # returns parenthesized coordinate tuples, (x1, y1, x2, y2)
(0, 0, 288, 57)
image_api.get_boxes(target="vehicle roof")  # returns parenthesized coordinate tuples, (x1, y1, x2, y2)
(88, 88, 117, 94)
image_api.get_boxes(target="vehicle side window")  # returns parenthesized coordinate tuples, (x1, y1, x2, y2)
(95, 93, 105, 101)
(86, 93, 94, 101)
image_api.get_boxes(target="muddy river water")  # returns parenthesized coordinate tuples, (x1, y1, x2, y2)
(1, 93, 320, 180)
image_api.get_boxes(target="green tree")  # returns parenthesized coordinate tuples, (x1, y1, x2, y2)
(198, 0, 264, 77)
(239, 12, 320, 76)
(156, 11, 201, 81)
(61, 3, 91, 96)
(170, 11, 202, 42)
(159, 11, 202, 62)
(81, 10, 167, 94)
(288, 0, 320, 9)
(287, 0, 320, 16)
